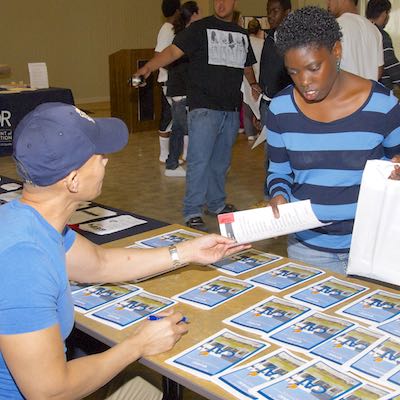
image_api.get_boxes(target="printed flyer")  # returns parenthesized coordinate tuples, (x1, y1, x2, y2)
(377, 318, 400, 338)
(166, 329, 268, 380)
(86, 291, 176, 329)
(247, 262, 324, 292)
(173, 276, 254, 310)
(269, 312, 354, 351)
(340, 383, 392, 399)
(214, 349, 305, 400)
(287, 277, 367, 310)
(223, 296, 310, 337)
(69, 281, 94, 294)
(336, 290, 400, 324)
(210, 249, 282, 276)
(252, 360, 361, 400)
(310, 326, 384, 366)
(136, 228, 202, 248)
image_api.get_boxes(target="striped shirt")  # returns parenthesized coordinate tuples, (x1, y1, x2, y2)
(266, 81, 400, 253)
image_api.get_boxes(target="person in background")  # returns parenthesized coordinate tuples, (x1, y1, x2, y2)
(366, 0, 400, 90)
(266, 6, 400, 275)
(165, 1, 201, 177)
(0, 102, 249, 399)
(155, 0, 181, 163)
(327, 0, 383, 80)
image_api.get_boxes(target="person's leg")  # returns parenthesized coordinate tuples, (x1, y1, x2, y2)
(158, 85, 172, 162)
(287, 235, 348, 275)
(183, 108, 221, 223)
(206, 111, 239, 214)
(182, 134, 189, 161)
(243, 102, 256, 139)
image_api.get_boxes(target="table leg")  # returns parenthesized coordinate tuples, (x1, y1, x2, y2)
(162, 376, 183, 400)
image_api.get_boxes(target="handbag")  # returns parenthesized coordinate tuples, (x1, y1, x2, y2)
(347, 160, 400, 285)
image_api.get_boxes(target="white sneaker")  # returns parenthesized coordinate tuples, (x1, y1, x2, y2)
(247, 135, 256, 141)
(164, 166, 186, 177)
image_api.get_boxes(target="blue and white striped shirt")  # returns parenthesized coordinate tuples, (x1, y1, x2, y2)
(267, 81, 400, 253)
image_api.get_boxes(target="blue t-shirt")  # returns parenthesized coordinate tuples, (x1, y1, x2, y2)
(0, 200, 76, 398)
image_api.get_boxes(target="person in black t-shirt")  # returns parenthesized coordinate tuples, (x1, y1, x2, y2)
(136, 0, 259, 231)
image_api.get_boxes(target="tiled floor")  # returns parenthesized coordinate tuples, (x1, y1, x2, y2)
(0, 102, 288, 399)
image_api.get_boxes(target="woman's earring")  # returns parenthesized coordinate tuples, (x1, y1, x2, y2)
(336, 59, 341, 72)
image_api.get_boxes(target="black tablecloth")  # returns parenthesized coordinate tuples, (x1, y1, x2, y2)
(0, 87, 74, 156)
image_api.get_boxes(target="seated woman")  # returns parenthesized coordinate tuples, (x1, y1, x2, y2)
(266, 6, 400, 274)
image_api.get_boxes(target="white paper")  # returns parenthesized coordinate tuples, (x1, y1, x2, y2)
(78, 214, 147, 235)
(0, 189, 22, 203)
(0, 183, 21, 191)
(28, 62, 49, 89)
(218, 199, 328, 244)
(241, 81, 261, 120)
(251, 125, 267, 150)
(68, 206, 117, 225)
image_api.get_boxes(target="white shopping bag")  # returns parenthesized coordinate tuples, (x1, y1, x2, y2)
(347, 160, 400, 285)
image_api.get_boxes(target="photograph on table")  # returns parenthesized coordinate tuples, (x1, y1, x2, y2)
(350, 337, 400, 383)
(135, 228, 202, 248)
(336, 290, 400, 325)
(68, 206, 117, 225)
(173, 276, 254, 310)
(286, 277, 368, 310)
(223, 296, 310, 337)
(214, 349, 306, 400)
(86, 291, 177, 330)
(209, 249, 282, 276)
(310, 326, 385, 367)
(78, 214, 148, 235)
(247, 262, 324, 292)
(72, 283, 141, 313)
(269, 312, 355, 351)
(166, 329, 268, 380)
(250, 360, 362, 400)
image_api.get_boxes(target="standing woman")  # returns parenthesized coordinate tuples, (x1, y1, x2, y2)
(165, 1, 201, 177)
(266, 6, 400, 274)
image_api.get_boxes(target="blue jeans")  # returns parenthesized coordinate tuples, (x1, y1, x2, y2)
(287, 235, 349, 275)
(166, 98, 187, 170)
(159, 84, 172, 132)
(184, 108, 239, 220)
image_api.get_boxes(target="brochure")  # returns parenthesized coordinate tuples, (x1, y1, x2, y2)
(247, 262, 324, 292)
(78, 215, 148, 235)
(0, 189, 22, 203)
(340, 383, 392, 399)
(251, 360, 362, 400)
(72, 283, 141, 313)
(350, 337, 400, 380)
(214, 349, 306, 400)
(166, 329, 268, 380)
(136, 228, 202, 248)
(173, 276, 254, 310)
(68, 206, 117, 225)
(0, 182, 21, 191)
(287, 277, 367, 310)
(310, 326, 384, 366)
(388, 368, 400, 387)
(86, 291, 176, 330)
(210, 249, 282, 276)
(69, 281, 94, 294)
(218, 199, 329, 244)
(377, 318, 400, 338)
(336, 290, 400, 325)
(223, 296, 310, 337)
(269, 312, 354, 351)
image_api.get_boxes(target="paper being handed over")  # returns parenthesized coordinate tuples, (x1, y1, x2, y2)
(218, 200, 328, 244)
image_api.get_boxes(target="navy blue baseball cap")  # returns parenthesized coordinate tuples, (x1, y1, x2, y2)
(13, 102, 129, 186)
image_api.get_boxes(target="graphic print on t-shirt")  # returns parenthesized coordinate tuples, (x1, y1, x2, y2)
(207, 29, 248, 69)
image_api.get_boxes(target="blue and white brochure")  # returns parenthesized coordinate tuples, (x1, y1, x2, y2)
(287, 277, 367, 310)
(382, 392, 400, 400)
(214, 349, 305, 400)
(86, 291, 176, 330)
(310, 326, 384, 366)
(69, 280, 94, 294)
(72, 283, 141, 313)
(388, 368, 400, 388)
(251, 360, 362, 400)
(210, 249, 282, 276)
(269, 312, 354, 351)
(223, 296, 310, 337)
(247, 262, 324, 292)
(377, 317, 400, 339)
(340, 383, 392, 399)
(336, 290, 400, 325)
(350, 337, 400, 380)
(166, 329, 268, 380)
(173, 276, 254, 310)
(135, 228, 202, 248)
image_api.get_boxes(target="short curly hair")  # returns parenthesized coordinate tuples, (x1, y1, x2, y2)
(276, 6, 342, 55)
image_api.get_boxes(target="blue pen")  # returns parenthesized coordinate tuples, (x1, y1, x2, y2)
(147, 315, 189, 323)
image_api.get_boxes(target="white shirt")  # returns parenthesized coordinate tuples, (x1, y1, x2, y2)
(337, 13, 383, 80)
(155, 22, 175, 83)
